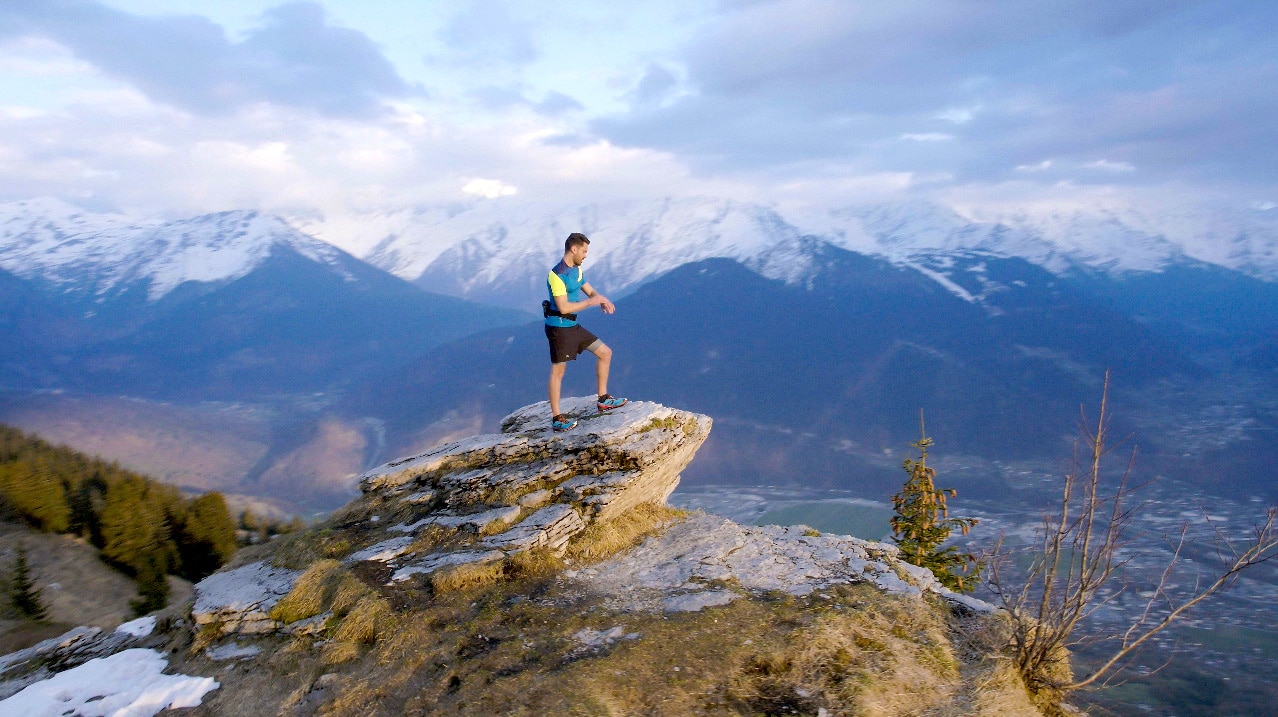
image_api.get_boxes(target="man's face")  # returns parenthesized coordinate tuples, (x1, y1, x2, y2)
(570, 243, 589, 265)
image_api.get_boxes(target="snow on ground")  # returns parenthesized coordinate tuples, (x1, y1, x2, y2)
(114, 615, 156, 638)
(0, 648, 217, 717)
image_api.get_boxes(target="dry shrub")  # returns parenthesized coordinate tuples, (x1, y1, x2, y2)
(269, 559, 343, 624)
(565, 502, 684, 563)
(727, 597, 961, 716)
(430, 559, 506, 593)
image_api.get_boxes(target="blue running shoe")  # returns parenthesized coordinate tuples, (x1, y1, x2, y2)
(597, 394, 628, 412)
(552, 414, 578, 432)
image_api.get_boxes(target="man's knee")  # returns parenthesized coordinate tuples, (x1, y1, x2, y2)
(591, 342, 612, 360)
(550, 362, 567, 377)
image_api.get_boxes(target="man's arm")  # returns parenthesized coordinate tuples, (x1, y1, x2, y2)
(553, 292, 605, 314)
(580, 282, 615, 314)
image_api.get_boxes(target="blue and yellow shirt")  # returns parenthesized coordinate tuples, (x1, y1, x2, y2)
(546, 260, 585, 327)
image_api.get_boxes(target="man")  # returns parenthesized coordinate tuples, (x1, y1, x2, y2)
(545, 232, 627, 431)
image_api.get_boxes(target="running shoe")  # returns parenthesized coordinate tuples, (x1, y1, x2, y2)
(552, 414, 578, 432)
(597, 394, 628, 412)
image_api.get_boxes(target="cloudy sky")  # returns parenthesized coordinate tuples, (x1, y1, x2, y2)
(0, 0, 1274, 222)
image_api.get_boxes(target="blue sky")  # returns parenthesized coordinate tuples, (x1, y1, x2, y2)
(0, 0, 1274, 222)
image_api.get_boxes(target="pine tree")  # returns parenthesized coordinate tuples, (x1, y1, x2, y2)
(129, 553, 169, 616)
(9, 544, 47, 621)
(890, 412, 981, 592)
(0, 461, 70, 533)
(176, 492, 238, 581)
(99, 476, 179, 577)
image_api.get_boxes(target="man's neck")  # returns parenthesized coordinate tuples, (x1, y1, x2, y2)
(562, 253, 578, 268)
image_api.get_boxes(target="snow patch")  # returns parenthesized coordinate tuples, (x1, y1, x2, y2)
(0, 648, 218, 716)
(114, 616, 155, 638)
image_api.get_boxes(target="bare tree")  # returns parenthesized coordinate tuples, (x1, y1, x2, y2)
(986, 371, 1278, 712)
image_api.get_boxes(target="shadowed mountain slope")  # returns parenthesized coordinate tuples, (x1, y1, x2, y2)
(341, 247, 1201, 500)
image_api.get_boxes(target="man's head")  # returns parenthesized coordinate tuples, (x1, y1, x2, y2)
(564, 232, 590, 265)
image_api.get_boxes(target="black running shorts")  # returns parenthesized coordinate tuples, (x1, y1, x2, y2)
(545, 324, 599, 363)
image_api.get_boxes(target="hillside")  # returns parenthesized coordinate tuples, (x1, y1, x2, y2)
(0, 398, 1043, 715)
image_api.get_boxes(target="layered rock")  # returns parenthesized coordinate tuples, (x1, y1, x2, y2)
(193, 397, 712, 635)
(573, 513, 994, 614)
(191, 396, 994, 642)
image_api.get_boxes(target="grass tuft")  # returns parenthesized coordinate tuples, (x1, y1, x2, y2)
(430, 559, 507, 594)
(269, 559, 344, 625)
(192, 619, 225, 653)
(565, 502, 685, 563)
(322, 640, 362, 665)
(330, 572, 369, 616)
(332, 595, 392, 645)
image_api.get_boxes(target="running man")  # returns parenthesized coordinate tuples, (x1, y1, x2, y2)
(544, 232, 627, 431)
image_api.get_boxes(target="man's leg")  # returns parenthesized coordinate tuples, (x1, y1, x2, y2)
(548, 362, 567, 416)
(588, 341, 612, 397)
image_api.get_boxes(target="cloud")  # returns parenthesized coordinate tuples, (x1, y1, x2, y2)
(590, 0, 1278, 191)
(472, 85, 583, 116)
(1085, 160, 1136, 172)
(1015, 160, 1054, 172)
(629, 64, 679, 108)
(437, 2, 537, 65)
(0, 0, 413, 117)
(462, 178, 518, 198)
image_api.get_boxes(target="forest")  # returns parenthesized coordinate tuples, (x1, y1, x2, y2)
(0, 423, 241, 614)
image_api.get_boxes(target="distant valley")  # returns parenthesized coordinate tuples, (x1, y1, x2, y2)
(0, 197, 1275, 515)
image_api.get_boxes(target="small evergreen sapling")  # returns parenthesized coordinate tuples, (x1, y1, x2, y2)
(9, 544, 47, 620)
(890, 413, 981, 592)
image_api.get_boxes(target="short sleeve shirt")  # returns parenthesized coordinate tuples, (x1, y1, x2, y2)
(546, 260, 584, 328)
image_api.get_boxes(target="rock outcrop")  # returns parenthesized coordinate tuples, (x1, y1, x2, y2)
(575, 513, 993, 615)
(193, 397, 713, 636)
(192, 396, 992, 642)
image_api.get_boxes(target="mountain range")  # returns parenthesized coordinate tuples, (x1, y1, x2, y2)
(1, 195, 1275, 511)
(292, 195, 1278, 310)
(0, 198, 528, 399)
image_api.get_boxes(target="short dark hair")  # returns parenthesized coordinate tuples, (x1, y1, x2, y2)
(565, 232, 590, 252)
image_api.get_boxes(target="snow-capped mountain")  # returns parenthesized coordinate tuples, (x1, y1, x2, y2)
(296, 197, 814, 309)
(299, 196, 1278, 311)
(0, 199, 350, 301)
(0, 198, 527, 399)
(8, 195, 1273, 315)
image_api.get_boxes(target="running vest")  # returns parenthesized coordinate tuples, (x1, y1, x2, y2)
(545, 260, 585, 328)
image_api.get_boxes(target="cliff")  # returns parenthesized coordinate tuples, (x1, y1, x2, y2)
(0, 398, 1041, 716)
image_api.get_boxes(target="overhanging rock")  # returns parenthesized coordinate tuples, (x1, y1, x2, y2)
(362, 397, 711, 581)
(192, 397, 712, 636)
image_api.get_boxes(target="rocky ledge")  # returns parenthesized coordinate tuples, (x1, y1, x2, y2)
(192, 397, 990, 638)
(193, 397, 713, 636)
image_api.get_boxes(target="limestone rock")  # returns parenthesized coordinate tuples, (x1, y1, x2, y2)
(190, 398, 708, 637)
(360, 397, 710, 526)
(343, 398, 710, 580)
(191, 562, 300, 637)
(573, 512, 996, 614)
